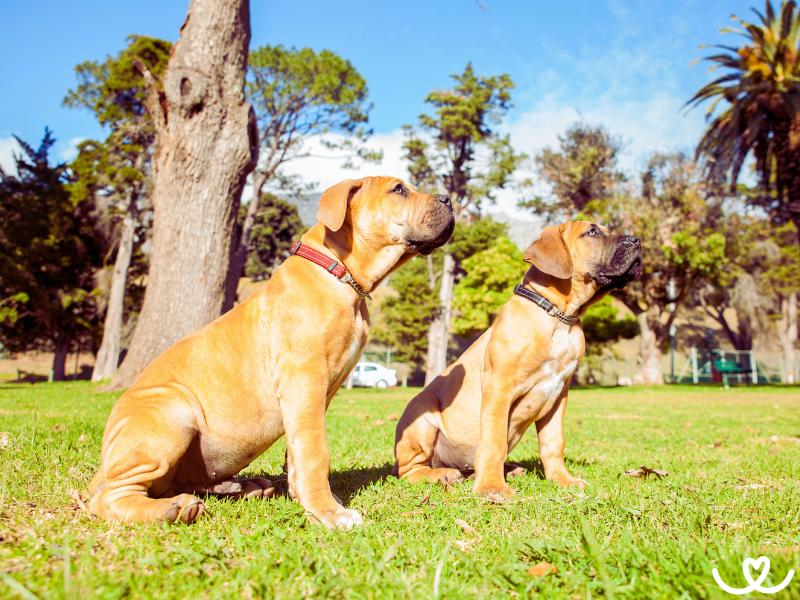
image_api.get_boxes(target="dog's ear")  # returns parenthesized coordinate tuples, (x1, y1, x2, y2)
(523, 224, 573, 279)
(317, 179, 363, 231)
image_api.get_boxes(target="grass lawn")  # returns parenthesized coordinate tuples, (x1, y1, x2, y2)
(1, 382, 799, 599)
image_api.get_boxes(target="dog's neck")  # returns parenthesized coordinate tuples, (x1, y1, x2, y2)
(301, 224, 409, 295)
(521, 267, 598, 317)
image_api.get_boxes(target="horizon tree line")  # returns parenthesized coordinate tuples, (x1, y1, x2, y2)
(0, 0, 798, 385)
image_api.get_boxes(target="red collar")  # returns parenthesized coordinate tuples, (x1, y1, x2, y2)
(289, 241, 372, 301)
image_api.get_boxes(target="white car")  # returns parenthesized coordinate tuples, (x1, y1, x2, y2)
(350, 362, 397, 388)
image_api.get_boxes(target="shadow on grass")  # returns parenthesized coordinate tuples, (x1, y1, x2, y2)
(214, 455, 592, 508)
(236, 462, 395, 506)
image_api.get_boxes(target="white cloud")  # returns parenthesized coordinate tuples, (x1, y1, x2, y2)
(276, 130, 409, 193)
(0, 136, 21, 174)
(251, 88, 708, 223)
(57, 136, 85, 163)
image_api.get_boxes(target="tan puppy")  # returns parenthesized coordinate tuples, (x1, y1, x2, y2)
(88, 176, 454, 528)
(394, 222, 641, 501)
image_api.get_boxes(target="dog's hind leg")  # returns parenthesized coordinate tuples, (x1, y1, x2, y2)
(394, 397, 464, 485)
(88, 396, 204, 524)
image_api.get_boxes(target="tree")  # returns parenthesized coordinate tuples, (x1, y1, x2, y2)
(607, 154, 726, 384)
(452, 236, 522, 336)
(579, 297, 639, 384)
(763, 222, 800, 382)
(64, 35, 171, 380)
(689, 0, 800, 244)
(374, 218, 507, 380)
(371, 259, 439, 377)
(224, 45, 379, 307)
(520, 122, 624, 220)
(693, 210, 775, 350)
(0, 131, 102, 379)
(403, 63, 525, 384)
(241, 193, 305, 281)
(111, 0, 258, 388)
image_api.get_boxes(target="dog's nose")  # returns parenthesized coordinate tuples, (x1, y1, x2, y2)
(621, 235, 640, 247)
(436, 194, 451, 207)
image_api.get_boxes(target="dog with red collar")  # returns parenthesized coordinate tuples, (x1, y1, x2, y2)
(87, 176, 454, 528)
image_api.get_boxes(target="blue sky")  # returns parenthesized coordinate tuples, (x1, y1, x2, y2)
(0, 0, 754, 215)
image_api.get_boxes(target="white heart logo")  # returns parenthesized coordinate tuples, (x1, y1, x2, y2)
(712, 555, 795, 595)
(742, 556, 771, 588)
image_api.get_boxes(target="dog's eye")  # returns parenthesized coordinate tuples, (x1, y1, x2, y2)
(391, 183, 408, 197)
(585, 226, 600, 237)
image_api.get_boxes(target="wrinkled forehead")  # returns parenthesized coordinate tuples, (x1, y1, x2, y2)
(359, 176, 419, 195)
(563, 221, 610, 240)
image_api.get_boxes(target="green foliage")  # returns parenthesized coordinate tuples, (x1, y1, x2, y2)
(688, 1, 800, 225)
(63, 35, 171, 333)
(376, 218, 508, 370)
(242, 194, 305, 281)
(63, 35, 171, 132)
(521, 122, 624, 220)
(452, 236, 523, 336)
(581, 297, 639, 350)
(447, 217, 508, 266)
(403, 63, 524, 216)
(763, 222, 800, 294)
(247, 45, 379, 191)
(0, 130, 102, 354)
(371, 258, 438, 369)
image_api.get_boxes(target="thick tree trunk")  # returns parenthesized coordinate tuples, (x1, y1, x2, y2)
(52, 338, 69, 382)
(424, 252, 455, 385)
(223, 168, 269, 311)
(111, 0, 257, 388)
(633, 312, 664, 385)
(92, 211, 136, 381)
(778, 294, 798, 384)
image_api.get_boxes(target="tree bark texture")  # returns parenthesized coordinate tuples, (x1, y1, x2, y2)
(424, 252, 455, 385)
(633, 312, 664, 385)
(112, 0, 257, 388)
(779, 293, 798, 384)
(92, 211, 136, 381)
(223, 167, 269, 311)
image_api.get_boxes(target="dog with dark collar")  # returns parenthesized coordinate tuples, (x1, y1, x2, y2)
(87, 176, 454, 528)
(393, 221, 641, 501)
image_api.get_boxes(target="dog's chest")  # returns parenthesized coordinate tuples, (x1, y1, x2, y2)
(513, 327, 582, 422)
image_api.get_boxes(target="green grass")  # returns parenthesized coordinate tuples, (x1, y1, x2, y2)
(1, 382, 799, 599)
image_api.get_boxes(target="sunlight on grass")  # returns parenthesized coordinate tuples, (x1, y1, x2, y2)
(0, 383, 798, 598)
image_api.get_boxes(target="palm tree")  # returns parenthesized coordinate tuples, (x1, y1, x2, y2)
(688, 0, 800, 244)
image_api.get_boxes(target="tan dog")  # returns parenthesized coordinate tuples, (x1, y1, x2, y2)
(87, 176, 454, 528)
(393, 222, 641, 501)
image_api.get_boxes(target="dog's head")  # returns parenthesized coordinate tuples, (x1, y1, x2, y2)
(317, 176, 455, 255)
(523, 221, 642, 301)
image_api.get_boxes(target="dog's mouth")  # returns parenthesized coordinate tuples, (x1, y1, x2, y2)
(406, 215, 456, 255)
(595, 250, 642, 290)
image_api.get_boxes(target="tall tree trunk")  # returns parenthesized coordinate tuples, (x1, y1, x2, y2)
(92, 211, 136, 381)
(633, 312, 664, 385)
(778, 293, 798, 384)
(111, 0, 257, 388)
(52, 338, 69, 382)
(424, 252, 455, 385)
(223, 168, 269, 311)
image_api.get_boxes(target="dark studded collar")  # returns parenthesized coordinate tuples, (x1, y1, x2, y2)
(513, 284, 579, 326)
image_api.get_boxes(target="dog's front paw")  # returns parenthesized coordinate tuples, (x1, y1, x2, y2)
(549, 472, 587, 489)
(473, 482, 515, 503)
(310, 507, 364, 530)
